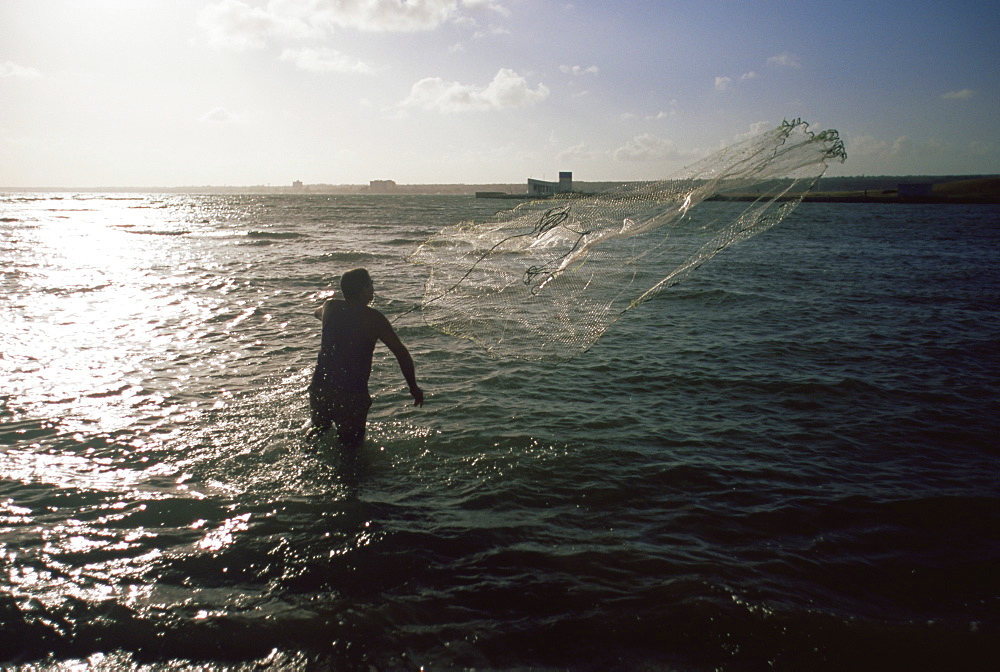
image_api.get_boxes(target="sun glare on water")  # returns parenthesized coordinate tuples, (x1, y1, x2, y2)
(3, 196, 210, 435)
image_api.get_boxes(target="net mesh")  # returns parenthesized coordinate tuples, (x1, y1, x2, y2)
(406, 119, 846, 360)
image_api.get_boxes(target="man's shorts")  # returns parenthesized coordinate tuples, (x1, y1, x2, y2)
(309, 386, 373, 448)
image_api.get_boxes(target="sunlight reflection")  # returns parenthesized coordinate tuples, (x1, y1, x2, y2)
(1, 196, 230, 433)
(0, 447, 154, 493)
(197, 512, 251, 552)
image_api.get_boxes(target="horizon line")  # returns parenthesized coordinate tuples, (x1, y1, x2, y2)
(3, 173, 998, 192)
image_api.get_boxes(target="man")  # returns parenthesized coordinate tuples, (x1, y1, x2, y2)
(309, 268, 424, 447)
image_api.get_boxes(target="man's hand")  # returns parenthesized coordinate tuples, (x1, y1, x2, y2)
(410, 386, 424, 407)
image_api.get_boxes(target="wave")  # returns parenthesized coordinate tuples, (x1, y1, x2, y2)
(124, 229, 191, 236)
(72, 195, 146, 201)
(0, 418, 60, 445)
(303, 251, 376, 264)
(246, 231, 308, 239)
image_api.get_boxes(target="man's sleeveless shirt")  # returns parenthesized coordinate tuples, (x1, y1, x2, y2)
(310, 302, 376, 395)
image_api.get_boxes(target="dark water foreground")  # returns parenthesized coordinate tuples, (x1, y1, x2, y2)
(1, 195, 998, 670)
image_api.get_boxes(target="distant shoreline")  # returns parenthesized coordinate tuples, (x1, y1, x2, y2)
(3, 175, 998, 203)
(711, 176, 1000, 205)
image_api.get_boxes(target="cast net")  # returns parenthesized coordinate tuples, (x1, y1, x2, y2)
(406, 119, 846, 360)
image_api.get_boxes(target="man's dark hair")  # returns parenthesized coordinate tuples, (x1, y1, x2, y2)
(340, 268, 372, 301)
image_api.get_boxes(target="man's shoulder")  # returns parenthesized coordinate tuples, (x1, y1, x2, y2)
(361, 306, 393, 337)
(322, 298, 345, 311)
(362, 305, 390, 322)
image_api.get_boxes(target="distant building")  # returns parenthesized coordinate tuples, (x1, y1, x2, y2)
(369, 179, 397, 193)
(292, 180, 303, 190)
(528, 171, 573, 196)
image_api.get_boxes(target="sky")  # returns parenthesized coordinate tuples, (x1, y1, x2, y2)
(1, 0, 997, 187)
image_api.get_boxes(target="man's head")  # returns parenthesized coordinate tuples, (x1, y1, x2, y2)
(340, 268, 373, 302)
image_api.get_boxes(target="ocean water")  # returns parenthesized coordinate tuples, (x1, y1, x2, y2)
(0, 193, 997, 671)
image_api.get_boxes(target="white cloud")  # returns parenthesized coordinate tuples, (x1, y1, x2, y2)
(845, 134, 888, 157)
(402, 68, 549, 113)
(613, 134, 688, 162)
(733, 120, 772, 142)
(846, 134, 913, 158)
(0, 61, 41, 79)
(647, 100, 679, 120)
(890, 135, 913, 156)
(942, 88, 975, 100)
(716, 70, 757, 91)
(560, 65, 599, 77)
(474, 25, 511, 37)
(198, 0, 301, 50)
(461, 0, 512, 17)
(280, 47, 372, 74)
(199, 107, 244, 124)
(767, 51, 801, 68)
(556, 142, 600, 163)
(315, 0, 460, 32)
(199, 0, 473, 50)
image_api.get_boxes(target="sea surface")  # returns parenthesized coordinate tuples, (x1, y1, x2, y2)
(1, 193, 997, 671)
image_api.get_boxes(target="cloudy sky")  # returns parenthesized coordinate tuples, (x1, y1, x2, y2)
(1, 0, 996, 187)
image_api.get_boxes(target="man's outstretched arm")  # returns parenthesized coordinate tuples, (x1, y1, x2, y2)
(374, 315, 424, 406)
